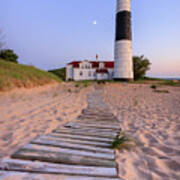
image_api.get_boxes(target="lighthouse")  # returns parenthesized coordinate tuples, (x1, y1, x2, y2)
(114, 0, 134, 81)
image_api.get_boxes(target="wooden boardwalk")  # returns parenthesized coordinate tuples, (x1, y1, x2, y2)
(0, 90, 122, 179)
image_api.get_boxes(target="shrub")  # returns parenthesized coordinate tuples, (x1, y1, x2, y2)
(75, 83, 79, 88)
(48, 67, 66, 81)
(151, 85, 157, 89)
(97, 80, 106, 84)
(133, 55, 151, 80)
(0, 49, 18, 63)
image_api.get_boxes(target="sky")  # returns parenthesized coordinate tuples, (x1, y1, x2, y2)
(0, 0, 180, 77)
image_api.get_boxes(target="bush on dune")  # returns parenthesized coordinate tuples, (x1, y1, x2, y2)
(49, 67, 66, 81)
(0, 49, 18, 63)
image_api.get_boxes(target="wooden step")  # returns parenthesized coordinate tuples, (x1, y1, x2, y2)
(65, 122, 121, 130)
(47, 132, 114, 143)
(53, 128, 118, 138)
(55, 127, 120, 134)
(0, 159, 121, 178)
(78, 116, 117, 120)
(31, 138, 114, 154)
(38, 135, 112, 148)
(0, 171, 122, 180)
(22, 144, 115, 160)
(11, 148, 116, 167)
(75, 121, 120, 127)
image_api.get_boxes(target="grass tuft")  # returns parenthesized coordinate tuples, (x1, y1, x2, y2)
(151, 85, 157, 89)
(112, 132, 136, 150)
(134, 99, 138, 106)
(154, 89, 169, 93)
(75, 83, 79, 88)
(68, 88, 72, 93)
(160, 80, 180, 87)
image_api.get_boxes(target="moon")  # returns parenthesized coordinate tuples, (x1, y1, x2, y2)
(93, 20, 97, 25)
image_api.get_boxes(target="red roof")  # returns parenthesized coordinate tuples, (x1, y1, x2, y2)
(68, 61, 114, 68)
(68, 61, 80, 68)
(104, 62, 114, 68)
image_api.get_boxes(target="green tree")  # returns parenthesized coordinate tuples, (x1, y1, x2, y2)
(49, 67, 66, 80)
(133, 55, 151, 80)
(0, 49, 18, 63)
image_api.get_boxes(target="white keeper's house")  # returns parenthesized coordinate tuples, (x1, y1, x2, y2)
(66, 60, 114, 81)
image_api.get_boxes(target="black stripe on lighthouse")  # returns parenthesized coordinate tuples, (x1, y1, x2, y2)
(115, 11, 132, 41)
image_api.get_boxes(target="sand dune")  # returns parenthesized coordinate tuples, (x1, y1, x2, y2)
(102, 83, 180, 180)
(0, 82, 92, 161)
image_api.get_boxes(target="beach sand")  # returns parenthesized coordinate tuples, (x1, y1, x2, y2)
(0, 82, 180, 180)
(0, 82, 92, 161)
(101, 83, 180, 180)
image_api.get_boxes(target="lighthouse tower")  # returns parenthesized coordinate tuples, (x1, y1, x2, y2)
(114, 0, 134, 81)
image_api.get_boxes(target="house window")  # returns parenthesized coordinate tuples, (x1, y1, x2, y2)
(80, 71, 83, 76)
(88, 72, 91, 77)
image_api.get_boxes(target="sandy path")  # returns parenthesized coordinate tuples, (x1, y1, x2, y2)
(102, 83, 180, 180)
(0, 82, 92, 160)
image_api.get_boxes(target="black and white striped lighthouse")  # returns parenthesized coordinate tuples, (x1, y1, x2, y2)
(114, 0, 134, 81)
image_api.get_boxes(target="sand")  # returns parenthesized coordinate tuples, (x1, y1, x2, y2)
(0, 82, 92, 161)
(101, 83, 180, 180)
(0, 82, 180, 180)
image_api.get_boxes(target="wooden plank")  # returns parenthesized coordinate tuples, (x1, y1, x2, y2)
(39, 135, 112, 148)
(47, 132, 114, 143)
(75, 121, 120, 126)
(22, 144, 115, 160)
(77, 116, 117, 121)
(0, 159, 119, 178)
(11, 149, 117, 167)
(55, 127, 120, 134)
(31, 138, 114, 154)
(0, 171, 122, 180)
(65, 122, 121, 130)
(53, 129, 118, 138)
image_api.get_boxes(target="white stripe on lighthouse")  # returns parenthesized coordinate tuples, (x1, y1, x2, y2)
(116, 0, 131, 12)
(114, 40, 133, 78)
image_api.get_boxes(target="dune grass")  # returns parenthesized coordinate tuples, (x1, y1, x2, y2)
(112, 132, 136, 151)
(0, 59, 61, 91)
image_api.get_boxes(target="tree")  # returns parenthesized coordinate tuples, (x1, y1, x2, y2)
(133, 55, 151, 80)
(49, 67, 66, 80)
(0, 49, 19, 63)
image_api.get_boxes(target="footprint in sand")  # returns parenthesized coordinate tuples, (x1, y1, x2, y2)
(56, 117, 62, 121)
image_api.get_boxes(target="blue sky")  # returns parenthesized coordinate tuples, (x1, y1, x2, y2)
(0, 0, 180, 77)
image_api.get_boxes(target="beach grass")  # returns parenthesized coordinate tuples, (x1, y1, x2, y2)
(112, 132, 136, 150)
(0, 59, 61, 91)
